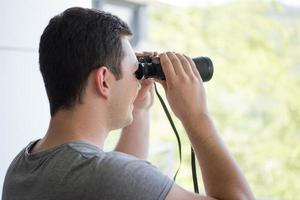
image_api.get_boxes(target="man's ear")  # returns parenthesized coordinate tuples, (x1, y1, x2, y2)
(94, 67, 114, 99)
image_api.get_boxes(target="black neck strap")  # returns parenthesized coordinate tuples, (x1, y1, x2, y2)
(154, 83, 199, 193)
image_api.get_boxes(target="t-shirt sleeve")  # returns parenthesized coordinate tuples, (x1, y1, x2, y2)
(92, 152, 174, 200)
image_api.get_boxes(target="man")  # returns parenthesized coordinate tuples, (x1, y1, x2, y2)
(2, 7, 254, 200)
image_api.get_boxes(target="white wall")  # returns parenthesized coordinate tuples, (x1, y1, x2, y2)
(0, 0, 91, 196)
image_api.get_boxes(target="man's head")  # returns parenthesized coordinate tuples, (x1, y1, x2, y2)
(39, 7, 133, 117)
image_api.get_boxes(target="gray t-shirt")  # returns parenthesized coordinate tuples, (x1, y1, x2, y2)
(2, 140, 173, 200)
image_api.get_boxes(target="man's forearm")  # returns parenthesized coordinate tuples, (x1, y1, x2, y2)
(182, 113, 254, 200)
(114, 110, 150, 160)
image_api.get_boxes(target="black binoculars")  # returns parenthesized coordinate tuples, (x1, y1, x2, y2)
(135, 56, 213, 82)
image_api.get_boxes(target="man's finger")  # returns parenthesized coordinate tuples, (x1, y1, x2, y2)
(176, 53, 193, 77)
(135, 51, 157, 57)
(137, 80, 154, 99)
(159, 53, 176, 81)
(184, 55, 201, 80)
(166, 52, 185, 77)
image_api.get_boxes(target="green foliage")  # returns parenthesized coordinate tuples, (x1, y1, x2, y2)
(148, 1, 300, 199)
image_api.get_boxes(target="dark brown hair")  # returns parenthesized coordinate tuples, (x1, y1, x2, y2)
(39, 7, 132, 116)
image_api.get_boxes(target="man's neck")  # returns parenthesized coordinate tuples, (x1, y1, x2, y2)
(32, 107, 109, 153)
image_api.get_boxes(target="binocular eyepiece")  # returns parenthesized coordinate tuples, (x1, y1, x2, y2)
(135, 56, 214, 82)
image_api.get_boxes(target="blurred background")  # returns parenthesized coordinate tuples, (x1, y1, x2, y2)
(1, 0, 300, 199)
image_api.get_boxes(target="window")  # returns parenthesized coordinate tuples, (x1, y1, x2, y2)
(92, 0, 148, 49)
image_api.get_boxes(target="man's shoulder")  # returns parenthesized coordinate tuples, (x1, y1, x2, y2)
(64, 141, 151, 172)
(61, 142, 173, 200)
(66, 141, 145, 163)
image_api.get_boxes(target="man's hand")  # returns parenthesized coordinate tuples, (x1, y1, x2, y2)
(132, 79, 154, 111)
(156, 52, 208, 123)
(133, 51, 157, 112)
